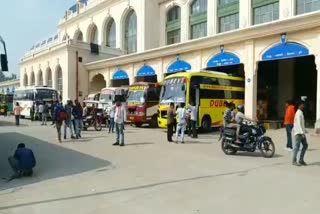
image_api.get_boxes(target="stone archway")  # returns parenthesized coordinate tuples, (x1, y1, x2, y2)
(89, 74, 106, 93)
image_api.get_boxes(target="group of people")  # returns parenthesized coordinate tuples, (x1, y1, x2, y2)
(52, 99, 83, 142)
(166, 102, 198, 144)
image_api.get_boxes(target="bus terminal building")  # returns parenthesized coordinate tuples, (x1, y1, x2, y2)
(20, 0, 320, 125)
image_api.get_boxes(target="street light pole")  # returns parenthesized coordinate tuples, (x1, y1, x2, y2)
(0, 35, 9, 72)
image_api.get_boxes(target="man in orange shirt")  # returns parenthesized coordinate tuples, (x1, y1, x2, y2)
(284, 100, 295, 151)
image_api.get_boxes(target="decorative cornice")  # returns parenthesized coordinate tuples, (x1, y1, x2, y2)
(85, 12, 320, 70)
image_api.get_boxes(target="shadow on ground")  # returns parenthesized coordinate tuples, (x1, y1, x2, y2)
(0, 120, 28, 127)
(0, 132, 111, 191)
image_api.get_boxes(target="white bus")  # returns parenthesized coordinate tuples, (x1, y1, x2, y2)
(99, 87, 128, 111)
(13, 86, 59, 118)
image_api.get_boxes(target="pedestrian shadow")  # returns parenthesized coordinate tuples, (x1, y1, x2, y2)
(0, 121, 28, 127)
(0, 132, 111, 192)
(125, 142, 154, 146)
(308, 162, 320, 166)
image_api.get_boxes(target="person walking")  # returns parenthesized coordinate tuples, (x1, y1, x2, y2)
(292, 101, 308, 166)
(113, 101, 126, 147)
(54, 101, 66, 143)
(38, 102, 44, 124)
(14, 102, 22, 126)
(64, 100, 75, 139)
(72, 100, 83, 139)
(175, 103, 187, 144)
(51, 101, 56, 125)
(167, 103, 175, 143)
(42, 102, 49, 125)
(108, 102, 116, 133)
(188, 101, 198, 138)
(284, 100, 295, 151)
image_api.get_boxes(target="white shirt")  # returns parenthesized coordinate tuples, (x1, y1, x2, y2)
(189, 105, 197, 121)
(114, 105, 127, 124)
(109, 105, 116, 118)
(38, 104, 44, 113)
(176, 107, 187, 125)
(293, 109, 306, 136)
(235, 112, 245, 124)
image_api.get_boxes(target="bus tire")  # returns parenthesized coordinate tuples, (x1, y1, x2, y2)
(135, 122, 142, 128)
(201, 115, 212, 132)
(149, 115, 158, 128)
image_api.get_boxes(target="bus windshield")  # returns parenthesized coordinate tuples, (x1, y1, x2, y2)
(100, 93, 114, 103)
(160, 78, 186, 104)
(127, 90, 145, 103)
(14, 90, 34, 101)
(36, 89, 57, 101)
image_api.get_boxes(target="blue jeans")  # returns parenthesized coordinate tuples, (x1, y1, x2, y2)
(286, 124, 293, 149)
(74, 119, 82, 137)
(292, 134, 308, 163)
(64, 119, 74, 138)
(115, 123, 124, 145)
(109, 118, 115, 133)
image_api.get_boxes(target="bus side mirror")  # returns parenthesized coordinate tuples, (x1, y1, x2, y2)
(109, 95, 112, 100)
(181, 85, 186, 91)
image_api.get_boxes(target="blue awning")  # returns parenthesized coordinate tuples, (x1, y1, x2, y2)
(113, 70, 129, 80)
(207, 52, 241, 68)
(137, 65, 156, 77)
(262, 42, 309, 61)
(167, 60, 191, 73)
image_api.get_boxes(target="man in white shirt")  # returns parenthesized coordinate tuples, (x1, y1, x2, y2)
(175, 103, 187, 144)
(188, 101, 198, 138)
(292, 101, 308, 166)
(113, 101, 127, 146)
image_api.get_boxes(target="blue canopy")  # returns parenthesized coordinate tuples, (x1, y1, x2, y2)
(207, 52, 241, 68)
(113, 70, 129, 80)
(262, 43, 309, 61)
(167, 60, 191, 73)
(137, 65, 156, 77)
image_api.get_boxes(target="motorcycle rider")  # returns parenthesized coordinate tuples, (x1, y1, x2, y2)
(224, 102, 241, 143)
(235, 105, 257, 143)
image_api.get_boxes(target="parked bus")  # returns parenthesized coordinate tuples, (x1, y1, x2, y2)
(127, 82, 161, 127)
(98, 87, 128, 111)
(157, 71, 245, 131)
(13, 87, 59, 118)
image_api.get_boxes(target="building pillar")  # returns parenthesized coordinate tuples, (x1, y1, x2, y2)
(315, 57, 320, 132)
(279, 0, 294, 20)
(244, 40, 257, 120)
(53, 68, 58, 91)
(207, 0, 217, 36)
(181, 3, 190, 42)
(239, 0, 251, 29)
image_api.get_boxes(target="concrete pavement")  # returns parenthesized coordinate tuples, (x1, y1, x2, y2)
(0, 117, 320, 214)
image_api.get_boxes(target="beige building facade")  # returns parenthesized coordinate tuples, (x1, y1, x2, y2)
(20, 0, 320, 125)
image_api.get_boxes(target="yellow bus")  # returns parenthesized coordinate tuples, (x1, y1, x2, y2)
(157, 71, 245, 131)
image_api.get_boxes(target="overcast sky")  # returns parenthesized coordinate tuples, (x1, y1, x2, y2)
(0, 0, 76, 77)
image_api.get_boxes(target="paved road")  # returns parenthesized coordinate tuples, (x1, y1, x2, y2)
(0, 117, 320, 214)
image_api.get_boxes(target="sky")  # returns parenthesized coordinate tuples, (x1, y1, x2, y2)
(0, 0, 76, 77)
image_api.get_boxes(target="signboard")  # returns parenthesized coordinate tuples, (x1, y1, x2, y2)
(129, 86, 147, 91)
(167, 59, 191, 73)
(113, 70, 129, 80)
(137, 65, 156, 77)
(207, 45, 241, 68)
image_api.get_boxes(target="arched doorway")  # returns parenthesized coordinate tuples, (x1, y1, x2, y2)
(90, 74, 106, 93)
(166, 59, 191, 77)
(206, 47, 244, 77)
(135, 65, 157, 83)
(38, 70, 43, 86)
(111, 70, 130, 87)
(23, 73, 28, 87)
(257, 35, 316, 125)
(46, 67, 53, 87)
(30, 72, 35, 86)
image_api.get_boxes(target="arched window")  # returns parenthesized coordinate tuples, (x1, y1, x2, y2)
(76, 30, 83, 41)
(106, 18, 116, 48)
(38, 70, 43, 86)
(218, 0, 239, 33)
(124, 10, 137, 54)
(89, 24, 98, 44)
(57, 67, 63, 96)
(30, 72, 35, 86)
(47, 68, 52, 87)
(190, 0, 207, 39)
(23, 73, 28, 87)
(166, 6, 181, 45)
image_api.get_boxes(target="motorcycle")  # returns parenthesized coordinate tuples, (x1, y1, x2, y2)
(83, 111, 103, 131)
(219, 121, 275, 158)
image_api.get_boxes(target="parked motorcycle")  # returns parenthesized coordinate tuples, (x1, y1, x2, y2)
(220, 121, 275, 158)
